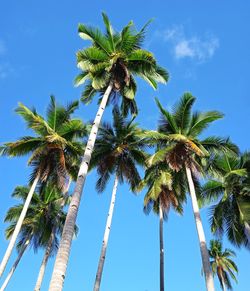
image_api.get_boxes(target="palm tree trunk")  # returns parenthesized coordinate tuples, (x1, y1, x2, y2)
(49, 82, 113, 291)
(0, 237, 30, 291)
(34, 232, 55, 291)
(159, 200, 164, 291)
(93, 174, 119, 291)
(34, 178, 72, 291)
(221, 280, 226, 291)
(185, 166, 215, 291)
(0, 175, 40, 277)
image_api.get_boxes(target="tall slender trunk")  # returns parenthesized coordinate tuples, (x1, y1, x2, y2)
(49, 82, 113, 291)
(221, 280, 226, 291)
(0, 237, 30, 291)
(185, 166, 215, 291)
(159, 200, 164, 291)
(34, 178, 72, 291)
(0, 175, 40, 277)
(34, 232, 54, 291)
(94, 174, 119, 291)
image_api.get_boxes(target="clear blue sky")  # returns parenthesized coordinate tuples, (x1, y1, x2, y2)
(0, 1, 249, 290)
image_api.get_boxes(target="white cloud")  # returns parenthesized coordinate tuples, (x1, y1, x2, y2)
(163, 26, 219, 62)
(175, 40, 195, 59)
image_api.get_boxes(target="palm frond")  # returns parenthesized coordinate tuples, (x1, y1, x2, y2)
(78, 23, 112, 55)
(173, 92, 195, 134)
(189, 111, 224, 137)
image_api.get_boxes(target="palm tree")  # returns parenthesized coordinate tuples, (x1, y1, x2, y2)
(0, 185, 71, 291)
(201, 153, 250, 248)
(34, 179, 72, 291)
(89, 107, 147, 291)
(208, 240, 238, 290)
(141, 93, 238, 291)
(136, 161, 186, 291)
(0, 96, 87, 277)
(49, 13, 168, 290)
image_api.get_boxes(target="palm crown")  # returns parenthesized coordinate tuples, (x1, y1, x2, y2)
(138, 161, 186, 218)
(145, 93, 238, 172)
(1, 96, 87, 189)
(91, 107, 147, 191)
(75, 13, 169, 115)
(208, 239, 238, 290)
(5, 184, 70, 254)
(202, 153, 250, 248)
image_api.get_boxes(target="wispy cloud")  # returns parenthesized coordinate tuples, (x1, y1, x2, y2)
(162, 25, 219, 62)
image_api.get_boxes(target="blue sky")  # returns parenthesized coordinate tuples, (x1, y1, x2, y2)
(0, 1, 249, 290)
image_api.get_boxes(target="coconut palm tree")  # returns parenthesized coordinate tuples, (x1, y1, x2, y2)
(141, 93, 238, 291)
(0, 184, 73, 291)
(34, 179, 72, 291)
(201, 153, 250, 248)
(89, 107, 147, 291)
(49, 13, 168, 290)
(208, 240, 238, 290)
(0, 96, 87, 277)
(136, 161, 186, 291)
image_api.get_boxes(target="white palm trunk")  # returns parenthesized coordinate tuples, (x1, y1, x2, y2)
(221, 280, 226, 291)
(94, 174, 119, 291)
(0, 175, 40, 277)
(159, 201, 164, 291)
(0, 238, 30, 291)
(49, 82, 113, 291)
(34, 232, 54, 291)
(185, 166, 215, 291)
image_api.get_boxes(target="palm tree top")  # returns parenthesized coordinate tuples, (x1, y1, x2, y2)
(4, 184, 70, 253)
(208, 239, 238, 290)
(201, 153, 250, 248)
(75, 13, 169, 115)
(137, 161, 186, 219)
(0, 96, 87, 187)
(141, 93, 238, 173)
(91, 107, 147, 192)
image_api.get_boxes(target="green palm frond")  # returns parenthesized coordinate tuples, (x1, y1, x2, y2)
(201, 136, 239, 156)
(208, 239, 238, 290)
(1, 137, 43, 157)
(78, 23, 112, 55)
(139, 159, 186, 219)
(58, 119, 88, 140)
(80, 81, 97, 104)
(92, 107, 145, 193)
(173, 92, 195, 134)
(102, 12, 115, 51)
(188, 111, 224, 137)
(147, 146, 173, 166)
(5, 184, 78, 253)
(74, 71, 91, 87)
(76, 14, 168, 115)
(16, 103, 54, 136)
(201, 180, 224, 206)
(2, 96, 86, 192)
(155, 98, 178, 133)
